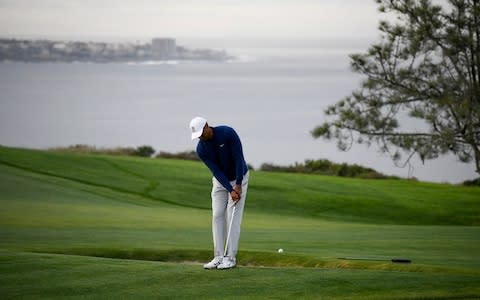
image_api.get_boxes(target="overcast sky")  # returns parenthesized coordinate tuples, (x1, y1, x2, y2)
(0, 0, 383, 41)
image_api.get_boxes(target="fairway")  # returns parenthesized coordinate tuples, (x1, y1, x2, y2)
(1, 146, 480, 299)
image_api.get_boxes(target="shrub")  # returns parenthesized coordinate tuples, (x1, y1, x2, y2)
(133, 145, 155, 157)
(463, 178, 480, 186)
(260, 159, 396, 179)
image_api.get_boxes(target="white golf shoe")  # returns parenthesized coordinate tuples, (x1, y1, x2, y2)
(217, 256, 236, 270)
(203, 256, 223, 269)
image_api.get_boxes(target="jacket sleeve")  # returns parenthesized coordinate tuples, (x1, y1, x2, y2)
(197, 145, 233, 192)
(229, 128, 246, 185)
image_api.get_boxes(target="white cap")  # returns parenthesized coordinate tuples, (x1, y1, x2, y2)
(189, 116, 207, 140)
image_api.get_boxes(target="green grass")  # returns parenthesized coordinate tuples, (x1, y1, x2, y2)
(2, 251, 480, 300)
(1, 146, 480, 299)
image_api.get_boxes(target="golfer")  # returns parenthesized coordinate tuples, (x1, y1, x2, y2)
(189, 116, 249, 270)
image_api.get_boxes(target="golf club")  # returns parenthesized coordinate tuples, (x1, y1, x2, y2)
(224, 205, 236, 257)
(337, 257, 412, 264)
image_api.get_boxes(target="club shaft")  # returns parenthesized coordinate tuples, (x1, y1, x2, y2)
(224, 205, 236, 257)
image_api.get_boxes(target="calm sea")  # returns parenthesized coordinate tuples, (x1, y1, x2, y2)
(0, 39, 476, 183)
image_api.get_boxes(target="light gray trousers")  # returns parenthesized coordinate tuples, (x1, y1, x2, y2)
(211, 171, 249, 258)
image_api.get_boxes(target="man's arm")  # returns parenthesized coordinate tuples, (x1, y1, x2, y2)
(197, 148, 233, 191)
(201, 156, 241, 201)
(229, 128, 246, 186)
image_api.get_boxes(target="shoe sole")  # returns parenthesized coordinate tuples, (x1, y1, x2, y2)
(217, 265, 236, 270)
(204, 265, 220, 270)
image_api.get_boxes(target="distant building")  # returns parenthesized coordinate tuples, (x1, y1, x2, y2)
(151, 38, 177, 59)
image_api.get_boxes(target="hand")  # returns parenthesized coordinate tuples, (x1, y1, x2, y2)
(230, 184, 242, 203)
(233, 184, 242, 197)
(230, 190, 240, 202)
(231, 184, 242, 203)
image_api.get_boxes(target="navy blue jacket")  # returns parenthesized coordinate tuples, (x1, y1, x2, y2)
(196, 126, 248, 192)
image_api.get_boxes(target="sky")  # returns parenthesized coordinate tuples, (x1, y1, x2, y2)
(0, 0, 382, 41)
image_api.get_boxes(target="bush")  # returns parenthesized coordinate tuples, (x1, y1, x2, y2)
(133, 145, 155, 157)
(463, 177, 480, 186)
(260, 159, 396, 179)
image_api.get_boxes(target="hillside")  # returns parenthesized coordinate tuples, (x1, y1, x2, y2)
(0, 146, 478, 226)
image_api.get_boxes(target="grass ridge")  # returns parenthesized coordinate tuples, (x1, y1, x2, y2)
(97, 157, 161, 197)
(1, 146, 480, 225)
(0, 158, 208, 211)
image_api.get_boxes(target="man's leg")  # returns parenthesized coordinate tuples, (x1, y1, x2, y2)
(211, 177, 229, 257)
(226, 171, 249, 258)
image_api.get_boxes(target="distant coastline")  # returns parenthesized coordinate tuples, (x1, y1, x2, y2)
(0, 37, 233, 63)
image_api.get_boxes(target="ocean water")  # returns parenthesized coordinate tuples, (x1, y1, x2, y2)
(0, 40, 477, 183)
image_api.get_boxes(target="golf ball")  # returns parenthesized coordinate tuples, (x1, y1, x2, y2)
(278, 248, 284, 253)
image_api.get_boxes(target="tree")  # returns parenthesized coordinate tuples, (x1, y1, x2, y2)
(312, 0, 480, 175)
